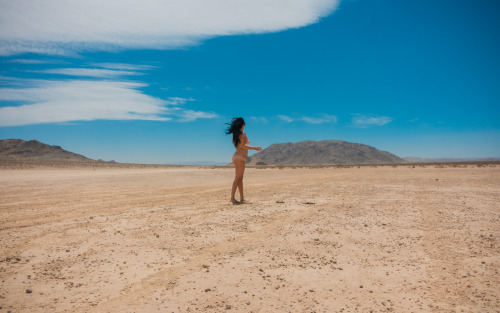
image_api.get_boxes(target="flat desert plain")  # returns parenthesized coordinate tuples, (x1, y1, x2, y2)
(0, 165, 499, 313)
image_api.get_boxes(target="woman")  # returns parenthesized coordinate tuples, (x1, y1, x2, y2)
(225, 117, 262, 204)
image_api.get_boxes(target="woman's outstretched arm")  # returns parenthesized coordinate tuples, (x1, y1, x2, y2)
(243, 145, 262, 151)
(239, 133, 262, 151)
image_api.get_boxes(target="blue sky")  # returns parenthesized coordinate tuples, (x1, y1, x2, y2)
(1, 0, 499, 164)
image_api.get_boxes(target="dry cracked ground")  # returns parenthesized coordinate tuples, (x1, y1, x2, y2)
(0, 165, 499, 312)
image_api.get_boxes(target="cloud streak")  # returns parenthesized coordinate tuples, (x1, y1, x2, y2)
(0, 0, 339, 55)
(278, 114, 337, 124)
(351, 114, 392, 127)
(0, 79, 216, 126)
(33, 68, 144, 78)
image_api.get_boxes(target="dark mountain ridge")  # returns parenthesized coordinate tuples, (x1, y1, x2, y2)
(0, 139, 94, 162)
(247, 140, 405, 166)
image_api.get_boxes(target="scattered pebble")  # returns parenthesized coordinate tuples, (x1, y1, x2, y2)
(225, 304, 232, 309)
(26, 289, 32, 294)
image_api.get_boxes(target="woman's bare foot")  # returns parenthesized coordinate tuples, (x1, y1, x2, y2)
(231, 199, 241, 205)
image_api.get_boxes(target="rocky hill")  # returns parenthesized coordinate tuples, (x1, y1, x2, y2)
(0, 139, 94, 162)
(247, 140, 405, 166)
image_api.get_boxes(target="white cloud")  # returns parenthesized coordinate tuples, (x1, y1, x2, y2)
(352, 114, 392, 127)
(0, 0, 339, 55)
(278, 115, 295, 123)
(178, 110, 218, 122)
(278, 114, 337, 124)
(301, 114, 337, 124)
(166, 97, 194, 106)
(8, 59, 53, 64)
(0, 79, 215, 126)
(34, 68, 144, 78)
(92, 63, 158, 71)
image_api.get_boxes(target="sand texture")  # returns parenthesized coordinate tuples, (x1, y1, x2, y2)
(1, 165, 499, 312)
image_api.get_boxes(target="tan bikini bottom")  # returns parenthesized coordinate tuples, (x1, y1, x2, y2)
(232, 153, 246, 163)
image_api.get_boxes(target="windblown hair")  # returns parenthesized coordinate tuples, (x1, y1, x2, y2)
(225, 117, 245, 148)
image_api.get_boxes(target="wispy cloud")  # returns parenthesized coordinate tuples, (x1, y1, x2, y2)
(0, 79, 216, 126)
(351, 114, 392, 127)
(277, 115, 295, 123)
(165, 97, 195, 106)
(278, 114, 337, 124)
(177, 110, 218, 122)
(0, 0, 339, 56)
(302, 114, 337, 124)
(34, 68, 144, 78)
(8, 59, 54, 64)
(92, 63, 158, 71)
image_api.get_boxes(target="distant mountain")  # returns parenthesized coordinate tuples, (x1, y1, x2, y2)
(246, 140, 405, 166)
(0, 139, 94, 162)
(404, 157, 500, 163)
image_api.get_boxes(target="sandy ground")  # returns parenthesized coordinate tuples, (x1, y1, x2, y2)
(0, 165, 499, 313)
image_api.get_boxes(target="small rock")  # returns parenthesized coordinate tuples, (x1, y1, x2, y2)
(26, 289, 32, 293)
(275, 285, 280, 290)
(382, 301, 387, 306)
(226, 304, 232, 309)
(204, 288, 211, 292)
(359, 285, 363, 288)
(314, 238, 319, 241)
(66, 249, 70, 252)
(246, 301, 251, 305)
(259, 268, 264, 272)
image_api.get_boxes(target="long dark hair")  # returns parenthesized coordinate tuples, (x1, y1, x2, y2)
(225, 117, 245, 148)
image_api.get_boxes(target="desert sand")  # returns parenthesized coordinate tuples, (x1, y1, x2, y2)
(0, 165, 499, 312)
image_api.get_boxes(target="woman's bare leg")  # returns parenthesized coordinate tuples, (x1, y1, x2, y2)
(231, 159, 245, 204)
(238, 161, 245, 202)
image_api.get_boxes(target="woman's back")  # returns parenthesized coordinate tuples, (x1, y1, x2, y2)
(235, 132, 249, 150)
